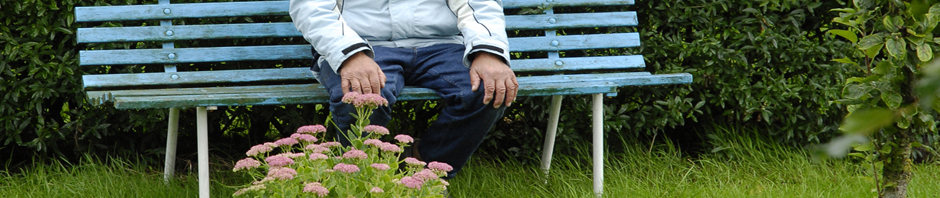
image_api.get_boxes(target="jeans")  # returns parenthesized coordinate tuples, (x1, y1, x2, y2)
(312, 43, 506, 178)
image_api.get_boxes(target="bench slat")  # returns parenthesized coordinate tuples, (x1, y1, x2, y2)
(75, 0, 634, 22)
(92, 73, 692, 109)
(77, 12, 637, 43)
(83, 66, 652, 89)
(79, 33, 639, 65)
(511, 55, 644, 72)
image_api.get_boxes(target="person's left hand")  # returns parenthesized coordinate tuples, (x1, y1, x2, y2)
(470, 52, 517, 108)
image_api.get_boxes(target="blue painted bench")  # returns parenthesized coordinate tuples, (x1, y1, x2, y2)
(75, 0, 691, 197)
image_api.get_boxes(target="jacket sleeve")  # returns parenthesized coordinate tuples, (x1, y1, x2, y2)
(447, 0, 511, 68)
(290, 0, 373, 73)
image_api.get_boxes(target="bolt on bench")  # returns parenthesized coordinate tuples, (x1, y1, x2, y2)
(75, 0, 691, 197)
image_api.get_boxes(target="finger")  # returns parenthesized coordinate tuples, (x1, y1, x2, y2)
(470, 69, 481, 91)
(368, 71, 382, 95)
(482, 76, 496, 105)
(492, 78, 507, 108)
(378, 69, 387, 89)
(341, 79, 351, 94)
(506, 77, 518, 107)
(358, 77, 372, 94)
(349, 78, 363, 94)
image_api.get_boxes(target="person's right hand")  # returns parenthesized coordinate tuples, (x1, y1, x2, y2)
(339, 52, 386, 94)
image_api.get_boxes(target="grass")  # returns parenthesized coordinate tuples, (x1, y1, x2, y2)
(1, 125, 939, 197)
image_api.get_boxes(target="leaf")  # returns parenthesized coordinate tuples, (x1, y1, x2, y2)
(828, 29, 858, 43)
(833, 57, 859, 66)
(853, 141, 874, 152)
(831, 8, 856, 13)
(872, 60, 895, 75)
(884, 16, 900, 32)
(843, 84, 873, 99)
(858, 34, 884, 50)
(839, 108, 896, 135)
(886, 37, 906, 58)
(866, 44, 883, 58)
(918, 43, 934, 62)
(882, 91, 903, 109)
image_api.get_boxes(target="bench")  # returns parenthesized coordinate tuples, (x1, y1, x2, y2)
(75, 0, 692, 197)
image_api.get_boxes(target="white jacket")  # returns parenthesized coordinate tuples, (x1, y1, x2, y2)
(290, 0, 511, 74)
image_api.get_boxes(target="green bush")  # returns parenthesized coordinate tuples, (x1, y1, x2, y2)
(481, 0, 863, 158)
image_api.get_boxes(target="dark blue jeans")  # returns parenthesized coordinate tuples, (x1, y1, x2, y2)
(312, 44, 506, 178)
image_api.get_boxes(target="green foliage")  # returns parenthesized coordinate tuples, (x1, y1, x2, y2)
(483, 0, 859, 159)
(828, 0, 940, 196)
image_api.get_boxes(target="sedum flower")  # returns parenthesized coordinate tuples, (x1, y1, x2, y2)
(290, 133, 318, 142)
(342, 149, 368, 160)
(404, 157, 426, 167)
(303, 182, 330, 197)
(246, 144, 273, 157)
(394, 134, 414, 143)
(264, 155, 295, 167)
(399, 176, 424, 189)
(428, 161, 454, 173)
(370, 187, 384, 193)
(321, 141, 342, 148)
(363, 139, 383, 146)
(370, 163, 390, 171)
(274, 137, 299, 147)
(363, 125, 389, 135)
(233, 158, 261, 171)
(267, 167, 297, 180)
(233, 184, 266, 196)
(309, 153, 328, 161)
(297, 125, 327, 134)
(342, 92, 389, 109)
(379, 142, 402, 153)
(332, 163, 361, 173)
(413, 169, 438, 182)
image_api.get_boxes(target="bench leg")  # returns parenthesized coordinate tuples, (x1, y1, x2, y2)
(196, 107, 210, 198)
(592, 93, 604, 197)
(540, 95, 564, 181)
(164, 108, 180, 183)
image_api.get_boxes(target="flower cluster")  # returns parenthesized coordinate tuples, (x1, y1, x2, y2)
(232, 93, 451, 197)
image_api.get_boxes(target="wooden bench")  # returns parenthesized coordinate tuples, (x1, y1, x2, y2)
(75, 0, 691, 197)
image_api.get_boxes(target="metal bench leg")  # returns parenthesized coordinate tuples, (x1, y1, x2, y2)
(592, 93, 604, 197)
(196, 107, 210, 198)
(164, 108, 180, 183)
(540, 95, 564, 181)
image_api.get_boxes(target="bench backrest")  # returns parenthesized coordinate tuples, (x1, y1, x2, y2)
(77, 0, 655, 108)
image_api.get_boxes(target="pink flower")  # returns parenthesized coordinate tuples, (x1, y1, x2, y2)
(246, 144, 273, 156)
(363, 125, 389, 135)
(379, 142, 402, 152)
(428, 161, 454, 173)
(370, 187, 384, 193)
(414, 169, 439, 182)
(290, 133, 318, 142)
(321, 141, 342, 148)
(400, 176, 424, 189)
(342, 149, 368, 160)
(332, 163, 361, 173)
(303, 182, 330, 197)
(342, 92, 389, 108)
(304, 144, 330, 153)
(297, 125, 327, 134)
(277, 152, 306, 159)
(263, 142, 278, 147)
(264, 155, 295, 167)
(404, 157, 426, 166)
(309, 153, 328, 161)
(233, 158, 261, 171)
(394, 134, 414, 143)
(441, 179, 450, 186)
(274, 137, 299, 147)
(266, 167, 297, 180)
(363, 139, 383, 146)
(370, 163, 390, 171)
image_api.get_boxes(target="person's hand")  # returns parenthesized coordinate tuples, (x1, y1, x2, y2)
(470, 52, 517, 108)
(339, 52, 386, 94)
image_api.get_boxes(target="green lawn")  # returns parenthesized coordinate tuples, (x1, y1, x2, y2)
(2, 127, 938, 198)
